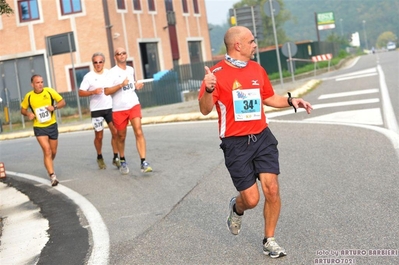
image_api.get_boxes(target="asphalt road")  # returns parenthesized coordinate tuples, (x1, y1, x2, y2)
(1, 52, 399, 264)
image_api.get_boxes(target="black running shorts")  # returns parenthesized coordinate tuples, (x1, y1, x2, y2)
(91, 108, 113, 124)
(33, 123, 59, 140)
(219, 127, 280, 191)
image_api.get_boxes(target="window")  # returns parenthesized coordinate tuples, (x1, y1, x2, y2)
(117, 0, 126, 10)
(127, 60, 134, 68)
(18, 0, 40, 22)
(139, 42, 160, 79)
(133, 0, 141, 10)
(181, 0, 188, 13)
(147, 0, 155, 12)
(69, 66, 89, 90)
(126, 61, 137, 79)
(60, 0, 82, 15)
(192, 0, 199, 14)
(188, 41, 202, 63)
(165, 0, 173, 11)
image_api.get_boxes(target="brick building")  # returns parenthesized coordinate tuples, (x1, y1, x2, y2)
(0, 0, 211, 102)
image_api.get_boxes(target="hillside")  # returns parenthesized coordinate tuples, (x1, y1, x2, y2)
(283, 0, 399, 47)
(209, 0, 399, 55)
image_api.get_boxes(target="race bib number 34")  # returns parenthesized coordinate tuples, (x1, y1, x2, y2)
(233, 89, 262, 121)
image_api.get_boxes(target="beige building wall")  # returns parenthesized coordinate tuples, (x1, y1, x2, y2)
(0, 0, 211, 94)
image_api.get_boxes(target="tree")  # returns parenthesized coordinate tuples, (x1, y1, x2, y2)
(208, 23, 230, 55)
(232, 0, 291, 47)
(0, 0, 13, 15)
(376, 31, 397, 49)
(326, 32, 349, 48)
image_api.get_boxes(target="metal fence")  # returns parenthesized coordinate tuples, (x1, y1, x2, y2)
(0, 61, 215, 131)
(129, 60, 219, 108)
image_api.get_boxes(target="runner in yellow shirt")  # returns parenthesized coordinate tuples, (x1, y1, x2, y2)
(21, 74, 66, 186)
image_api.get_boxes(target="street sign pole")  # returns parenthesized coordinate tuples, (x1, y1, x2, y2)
(250, 6, 261, 64)
(68, 33, 82, 120)
(264, 0, 284, 88)
(282, 42, 297, 83)
(315, 12, 320, 43)
(288, 44, 295, 82)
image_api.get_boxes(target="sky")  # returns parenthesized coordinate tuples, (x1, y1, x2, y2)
(204, 0, 240, 25)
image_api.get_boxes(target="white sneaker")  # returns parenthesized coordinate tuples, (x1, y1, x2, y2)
(263, 237, 287, 258)
(119, 160, 129, 175)
(226, 197, 242, 235)
(50, 174, 59, 186)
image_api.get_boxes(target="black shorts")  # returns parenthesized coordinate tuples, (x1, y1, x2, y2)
(33, 123, 59, 140)
(91, 108, 113, 124)
(219, 127, 280, 191)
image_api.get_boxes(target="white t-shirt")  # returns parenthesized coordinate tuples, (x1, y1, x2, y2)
(79, 69, 112, 111)
(105, 65, 139, 112)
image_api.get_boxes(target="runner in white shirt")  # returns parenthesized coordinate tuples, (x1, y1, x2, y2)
(104, 47, 152, 174)
(79, 52, 120, 170)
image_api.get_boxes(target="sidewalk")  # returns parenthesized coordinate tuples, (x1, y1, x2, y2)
(0, 79, 319, 141)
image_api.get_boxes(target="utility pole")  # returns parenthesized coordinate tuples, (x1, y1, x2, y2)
(340, 18, 343, 36)
(102, 0, 115, 66)
(362, 20, 369, 50)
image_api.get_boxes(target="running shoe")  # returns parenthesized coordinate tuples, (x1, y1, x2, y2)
(263, 237, 287, 258)
(113, 157, 121, 169)
(120, 160, 129, 175)
(226, 197, 242, 235)
(141, 160, 152, 173)
(97, 158, 106, 169)
(50, 174, 59, 187)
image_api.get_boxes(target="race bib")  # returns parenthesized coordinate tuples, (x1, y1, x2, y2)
(35, 106, 51, 123)
(233, 89, 262, 121)
(92, 117, 104, 132)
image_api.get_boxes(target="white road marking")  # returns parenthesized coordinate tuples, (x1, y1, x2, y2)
(339, 56, 361, 70)
(268, 98, 380, 119)
(322, 67, 376, 81)
(305, 108, 383, 126)
(312, 98, 380, 109)
(271, 119, 399, 160)
(4, 172, 110, 265)
(336, 72, 377, 81)
(377, 65, 399, 133)
(288, 64, 398, 134)
(318, 88, 379, 100)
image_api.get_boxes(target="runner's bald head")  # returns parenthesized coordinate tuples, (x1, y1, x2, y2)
(224, 26, 247, 51)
